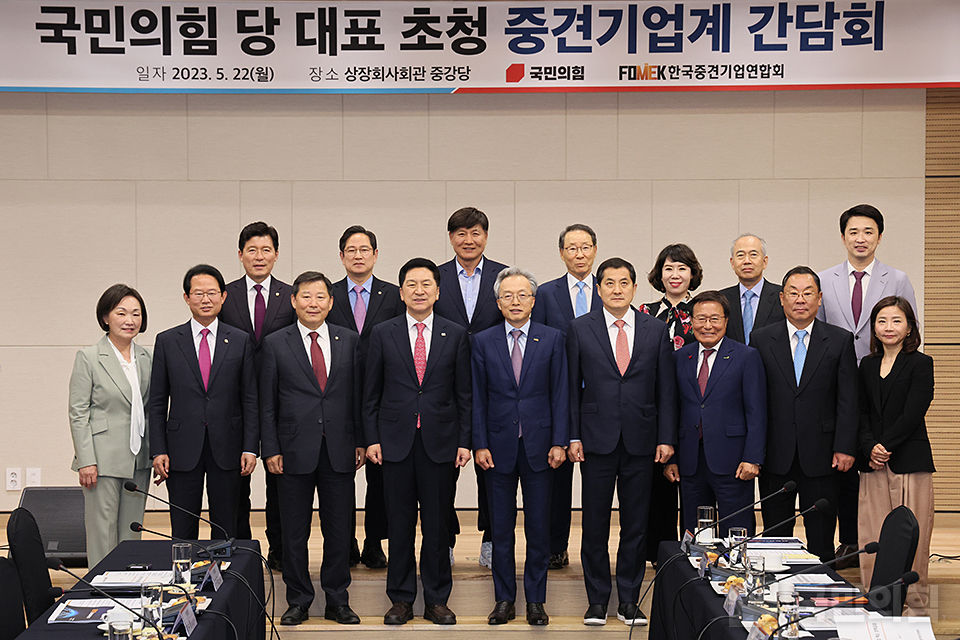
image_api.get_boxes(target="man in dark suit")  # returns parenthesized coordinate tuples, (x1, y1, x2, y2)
(531, 223, 602, 571)
(326, 225, 405, 569)
(664, 290, 767, 535)
(218, 221, 295, 569)
(150, 264, 259, 540)
(473, 267, 568, 626)
(260, 271, 364, 626)
(434, 207, 508, 567)
(567, 257, 677, 627)
(749, 266, 858, 563)
(363, 258, 472, 626)
(719, 234, 784, 345)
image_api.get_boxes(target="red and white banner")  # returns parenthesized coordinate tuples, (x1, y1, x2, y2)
(1, 0, 958, 94)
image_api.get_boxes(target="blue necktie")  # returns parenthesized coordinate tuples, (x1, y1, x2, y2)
(575, 281, 588, 318)
(742, 290, 756, 345)
(794, 329, 807, 386)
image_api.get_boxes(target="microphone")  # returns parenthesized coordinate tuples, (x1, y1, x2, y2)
(130, 521, 232, 560)
(689, 480, 798, 549)
(764, 571, 919, 639)
(45, 557, 165, 638)
(125, 482, 233, 557)
(712, 498, 829, 570)
(745, 541, 880, 597)
(47, 586, 142, 598)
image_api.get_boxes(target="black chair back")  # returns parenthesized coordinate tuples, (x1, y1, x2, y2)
(0, 556, 26, 639)
(7, 508, 55, 625)
(868, 505, 920, 615)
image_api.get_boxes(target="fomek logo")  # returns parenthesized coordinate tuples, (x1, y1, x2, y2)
(620, 64, 664, 81)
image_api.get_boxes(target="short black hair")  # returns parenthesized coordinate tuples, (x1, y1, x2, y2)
(292, 271, 333, 297)
(558, 223, 597, 249)
(869, 295, 921, 355)
(339, 225, 378, 252)
(691, 290, 730, 318)
(596, 257, 636, 285)
(447, 207, 489, 233)
(840, 204, 884, 235)
(96, 284, 147, 333)
(183, 264, 226, 295)
(238, 221, 279, 252)
(781, 266, 821, 292)
(647, 244, 704, 293)
(399, 257, 440, 287)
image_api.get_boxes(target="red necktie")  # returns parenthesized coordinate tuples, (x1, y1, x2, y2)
(852, 271, 866, 326)
(614, 319, 629, 376)
(698, 348, 715, 396)
(198, 328, 211, 389)
(253, 284, 265, 341)
(309, 331, 326, 392)
(414, 323, 426, 428)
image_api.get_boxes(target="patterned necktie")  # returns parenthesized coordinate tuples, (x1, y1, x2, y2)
(353, 284, 367, 334)
(575, 281, 588, 318)
(852, 271, 866, 326)
(414, 323, 426, 429)
(309, 331, 327, 392)
(198, 328, 211, 389)
(742, 290, 756, 345)
(698, 348, 714, 396)
(510, 329, 523, 383)
(253, 284, 265, 341)
(614, 319, 629, 376)
(794, 329, 808, 386)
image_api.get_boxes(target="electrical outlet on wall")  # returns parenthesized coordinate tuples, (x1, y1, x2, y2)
(6, 468, 21, 491)
(26, 468, 41, 487)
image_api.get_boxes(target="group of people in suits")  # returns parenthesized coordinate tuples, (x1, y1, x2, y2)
(66, 202, 936, 625)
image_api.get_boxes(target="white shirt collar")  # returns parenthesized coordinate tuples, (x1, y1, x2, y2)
(107, 338, 137, 366)
(699, 338, 723, 356)
(297, 320, 328, 342)
(787, 318, 814, 338)
(567, 272, 591, 290)
(245, 274, 272, 293)
(739, 279, 764, 297)
(406, 312, 434, 332)
(845, 259, 875, 276)
(457, 256, 484, 277)
(191, 317, 219, 338)
(602, 306, 632, 329)
(505, 319, 532, 338)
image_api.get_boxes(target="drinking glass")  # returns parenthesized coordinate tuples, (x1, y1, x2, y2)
(728, 526, 748, 568)
(140, 582, 164, 637)
(108, 620, 133, 640)
(745, 555, 766, 607)
(777, 587, 800, 638)
(696, 505, 716, 544)
(172, 542, 192, 587)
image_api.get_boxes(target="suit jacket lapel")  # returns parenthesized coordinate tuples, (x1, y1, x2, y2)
(727, 290, 744, 340)
(797, 325, 828, 393)
(440, 262, 470, 326)
(867, 356, 883, 415)
(681, 349, 701, 398)
(97, 336, 133, 404)
(879, 351, 909, 412)
(391, 320, 419, 384)
(828, 266, 857, 330)
(494, 327, 517, 389)
(588, 311, 620, 373)
(518, 325, 541, 388)
(207, 325, 232, 387)
(135, 344, 150, 398)
(334, 280, 359, 333)
(326, 325, 344, 393)
(175, 323, 205, 388)
(770, 326, 797, 392)
(421, 322, 450, 386)
(286, 327, 322, 393)
(756, 280, 779, 325)
(472, 260, 500, 321)
(262, 278, 286, 337)
(552, 282, 575, 323)
(702, 340, 733, 400)
(625, 309, 650, 375)
(859, 261, 888, 335)
(227, 281, 256, 336)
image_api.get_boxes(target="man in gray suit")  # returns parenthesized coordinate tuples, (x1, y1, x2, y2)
(816, 203, 918, 566)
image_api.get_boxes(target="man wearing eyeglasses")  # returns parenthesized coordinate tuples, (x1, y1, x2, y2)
(530, 224, 601, 571)
(748, 267, 858, 563)
(150, 264, 259, 540)
(327, 225, 405, 569)
(663, 290, 767, 535)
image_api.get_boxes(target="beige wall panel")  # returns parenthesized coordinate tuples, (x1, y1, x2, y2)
(343, 94, 429, 181)
(649, 180, 740, 299)
(0, 93, 47, 179)
(0, 180, 136, 346)
(187, 94, 343, 181)
(444, 181, 516, 266)
(566, 93, 619, 179)
(862, 89, 926, 178)
(291, 181, 447, 283)
(807, 178, 925, 318)
(774, 90, 863, 179)
(47, 93, 187, 180)
(239, 182, 294, 285)
(738, 179, 811, 285)
(427, 93, 566, 181)
(135, 181, 241, 341)
(514, 180, 652, 285)
(618, 92, 775, 180)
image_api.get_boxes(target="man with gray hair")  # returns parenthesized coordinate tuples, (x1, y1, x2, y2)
(472, 267, 569, 626)
(719, 234, 785, 345)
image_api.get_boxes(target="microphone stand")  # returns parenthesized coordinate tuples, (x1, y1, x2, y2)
(125, 481, 234, 558)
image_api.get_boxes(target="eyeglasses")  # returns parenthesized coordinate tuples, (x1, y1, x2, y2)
(563, 244, 594, 256)
(693, 315, 725, 325)
(499, 293, 532, 303)
(189, 290, 222, 301)
(784, 291, 817, 301)
(343, 247, 373, 257)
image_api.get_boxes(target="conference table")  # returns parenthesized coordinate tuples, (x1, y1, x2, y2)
(21, 540, 266, 640)
(648, 541, 861, 640)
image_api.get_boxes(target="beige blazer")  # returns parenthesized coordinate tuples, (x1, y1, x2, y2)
(68, 335, 152, 478)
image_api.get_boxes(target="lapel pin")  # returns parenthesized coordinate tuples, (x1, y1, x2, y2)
(377, 290, 382, 295)
(275, 292, 280, 296)
(533, 337, 540, 342)
(441, 332, 446, 337)
(334, 336, 340, 340)
(723, 356, 730, 360)
(224, 338, 229, 343)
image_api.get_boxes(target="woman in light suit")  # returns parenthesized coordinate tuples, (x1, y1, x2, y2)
(69, 284, 152, 567)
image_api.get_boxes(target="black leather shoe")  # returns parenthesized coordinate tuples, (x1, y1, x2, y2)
(616, 603, 647, 626)
(834, 543, 860, 570)
(383, 601, 414, 625)
(583, 603, 607, 626)
(424, 603, 457, 625)
(324, 604, 360, 624)
(361, 540, 388, 569)
(487, 601, 515, 625)
(267, 550, 282, 573)
(349, 538, 361, 567)
(280, 605, 309, 625)
(526, 603, 549, 625)
(548, 550, 569, 570)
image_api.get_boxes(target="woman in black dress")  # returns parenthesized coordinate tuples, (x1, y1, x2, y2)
(640, 244, 703, 563)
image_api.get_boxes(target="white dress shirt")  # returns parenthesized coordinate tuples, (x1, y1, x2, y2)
(108, 339, 144, 455)
(245, 274, 273, 328)
(787, 319, 814, 358)
(297, 321, 331, 377)
(406, 312, 434, 360)
(190, 317, 218, 361)
(566, 272, 593, 313)
(697, 338, 723, 376)
(846, 259, 874, 310)
(602, 307, 634, 359)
